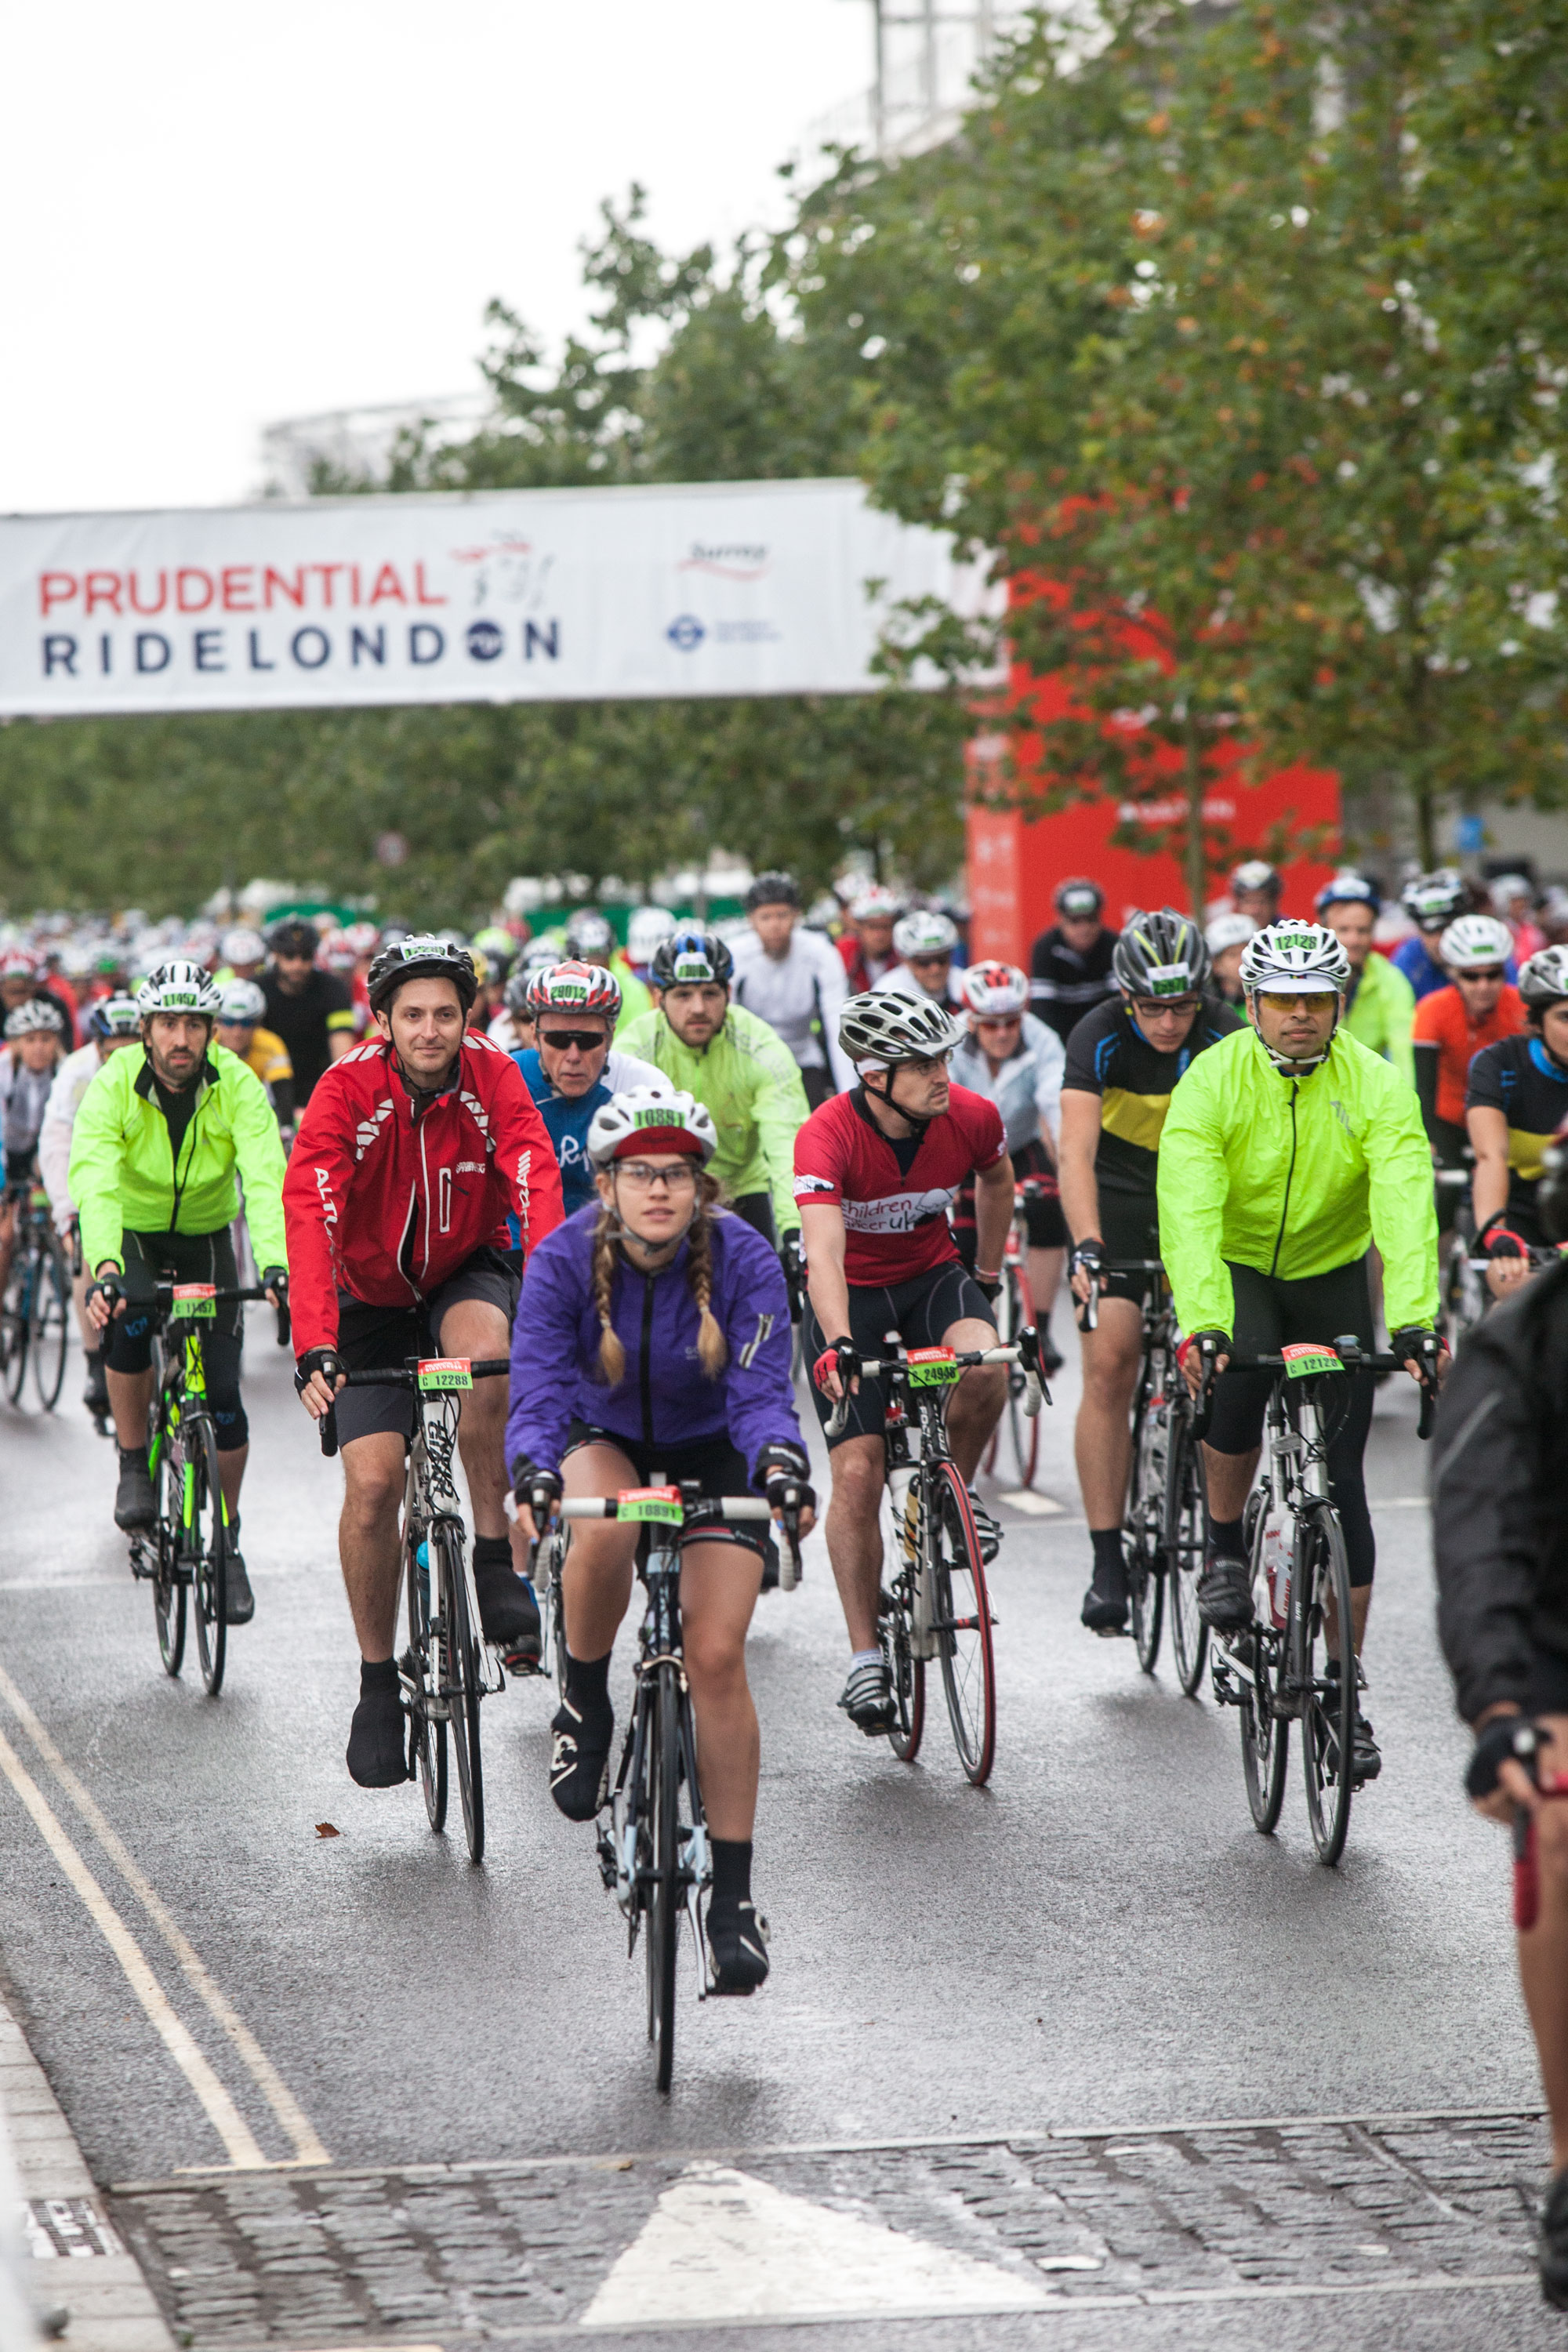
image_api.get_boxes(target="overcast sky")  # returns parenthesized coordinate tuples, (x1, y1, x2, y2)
(2, 2, 873, 515)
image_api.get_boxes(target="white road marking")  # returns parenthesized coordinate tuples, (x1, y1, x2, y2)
(0, 1661, 329, 2167)
(579, 2161, 1051, 2327)
(0, 1719, 267, 2168)
(999, 1490, 1065, 1516)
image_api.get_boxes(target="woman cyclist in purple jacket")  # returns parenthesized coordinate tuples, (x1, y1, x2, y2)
(507, 1083, 815, 1993)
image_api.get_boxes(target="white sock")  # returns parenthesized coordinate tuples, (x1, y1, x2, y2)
(850, 1647, 881, 1671)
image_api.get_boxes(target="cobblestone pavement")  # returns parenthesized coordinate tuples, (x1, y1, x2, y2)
(111, 2109, 1549, 2347)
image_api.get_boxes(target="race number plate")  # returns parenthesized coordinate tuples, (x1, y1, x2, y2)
(417, 1357, 473, 1392)
(171, 1284, 217, 1319)
(616, 1486, 684, 1524)
(1282, 1341, 1341, 1379)
(907, 1345, 960, 1388)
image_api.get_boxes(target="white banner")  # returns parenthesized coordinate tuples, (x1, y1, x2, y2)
(0, 477, 981, 718)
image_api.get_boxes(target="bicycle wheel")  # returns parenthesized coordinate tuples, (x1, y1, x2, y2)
(2, 1258, 29, 1404)
(1001, 1268, 1040, 1487)
(151, 1422, 187, 1679)
(406, 1538, 447, 1831)
(644, 1662, 681, 2092)
(1126, 1363, 1167, 1675)
(436, 1526, 485, 1864)
(188, 1417, 229, 1697)
(880, 1568, 925, 1763)
(1163, 1409, 1209, 1697)
(1298, 1501, 1356, 1865)
(31, 1234, 69, 1410)
(930, 1463, 996, 1784)
(1442, 1229, 1485, 1349)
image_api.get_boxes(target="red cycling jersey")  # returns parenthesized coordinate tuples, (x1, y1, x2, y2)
(284, 1030, 564, 1356)
(793, 1083, 1006, 1284)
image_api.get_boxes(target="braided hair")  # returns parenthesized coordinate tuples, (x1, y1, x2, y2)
(590, 1171, 728, 1385)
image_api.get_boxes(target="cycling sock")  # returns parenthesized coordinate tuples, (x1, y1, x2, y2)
(710, 1838, 753, 1907)
(564, 1649, 612, 1708)
(361, 1656, 398, 1692)
(472, 1534, 512, 1573)
(1089, 1527, 1123, 1582)
(1209, 1515, 1245, 1558)
(849, 1646, 881, 1671)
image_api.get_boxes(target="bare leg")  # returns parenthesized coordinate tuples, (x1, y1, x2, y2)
(824, 1434, 886, 1653)
(941, 1314, 1007, 1483)
(338, 1431, 408, 1661)
(106, 1366, 155, 1451)
(679, 1540, 764, 1840)
(218, 1444, 247, 1519)
(1026, 1246, 1065, 1328)
(1200, 1443, 1261, 1527)
(560, 1442, 640, 1660)
(435, 1297, 513, 1541)
(1073, 1297, 1144, 1526)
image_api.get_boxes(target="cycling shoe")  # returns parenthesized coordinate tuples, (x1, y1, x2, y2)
(1081, 1559, 1129, 1635)
(1541, 2167, 1568, 2310)
(223, 1544, 255, 1625)
(347, 1678, 410, 1788)
(114, 1449, 156, 1532)
(550, 1697, 614, 1820)
(475, 1555, 542, 1668)
(1196, 1554, 1253, 1631)
(838, 1658, 897, 1735)
(706, 1896, 770, 1994)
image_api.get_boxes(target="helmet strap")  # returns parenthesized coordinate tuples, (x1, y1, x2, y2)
(865, 1063, 937, 1134)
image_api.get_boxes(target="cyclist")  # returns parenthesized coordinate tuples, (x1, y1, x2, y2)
(1, 948, 77, 1046)
(1493, 873, 1548, 964)
(216, 927, 267, 985)
(1316, 873, 1416, 1083)
(837, 883, 902, 996)
(1392, 869, 1502, 1002)
(564, 909, 649, 1033)
(38, 994, 143, 1421)
(1029, 878, 1120, 1047)
(507, 1083, 814, 1994)
(513, 962, 662, 1213)
(796, 989, 1012, 1733)
(619, 929, 809, 1254)
(1465, 945, 1568, 1302)
(215, 980, 296, 1133)
(1229, 858, 1283, 928)
(471, 926, 517, 1031)
(71, 962, 289, 1621)
(949, 960, 1068, 1373)
(286, 937, 564, 1787)
(0, 996, 71, 1316)
(1205, 913, 1254, 1012)
(626, 904, 677, 985)
(884, 909, 960, 1009)
(731, 872, 855, 1106)
(1158, 920, 1443, 1784)
(1411, 915, 1523, 1225)
(1058, 911, 1240, 1632)
(262, 920, 356, 1103)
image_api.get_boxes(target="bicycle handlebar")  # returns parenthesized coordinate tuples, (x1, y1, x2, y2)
(1203, 1342, 1442, 1440)
(317, 1357, 510, 1457)
(823, 1340, 1044, 1439)
(1078, 1259, 1164, 1331)
(558, 1494, 773, 1521)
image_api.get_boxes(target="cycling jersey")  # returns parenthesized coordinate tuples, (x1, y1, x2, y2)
(513, 1044, 663, 1215)
(243, 1025, 293, 1093)
(731, 927, 855, 1090)
(260, 968, 356, 1102)
(1341, 950, 1416, 1086)
(792, 1083, 1005, 1284)
(1158, 1025, 1439, 1341)
(1029, 924, 1120, 1047)
(1412, 982, 1526, 1131)
(1, 1055, 56, 1172)
(37, 1042, 103, 1225)
(1465, 1031, 1568, 1220)
(837, 935, 899, 997)
(618, 1004, 810, 1238)
(284, 1029, 563, 1357)
(1061, 996, 1242, 1200)
(950, 1013, 1064, 1154)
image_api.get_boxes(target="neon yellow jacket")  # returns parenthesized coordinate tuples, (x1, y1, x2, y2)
(1156, 1025, 1437, 1339)
(1342, 950, 1416, 1087)
(69, 1044, 289, 1276)
(617, 1004, 809, 1235)
(611, 953, 653, 1037)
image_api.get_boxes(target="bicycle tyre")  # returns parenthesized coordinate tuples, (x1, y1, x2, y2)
(3, 1257, 29, 1405)
(189, 1417, 229, 1697)
(1126, 1360, 1166, 1675)
(151, 1421, 187, 1679)
(1163, 1409, 1209, 1698)
(407, 1539, 447, 1831)
(437, 1526, 485, 1864)
(880, 1570, 925, 1763)
(930, 1462, 996, 1785)
(1298, 1501, 1356, 1866)
(646, 1662, 681, 2092)
(31, 1234, 69, 1410)
(1003, 1268, 1040, 1487)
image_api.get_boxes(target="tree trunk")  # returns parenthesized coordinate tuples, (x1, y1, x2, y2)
(1183, 715, 1207, 919)
(1414, 777, 1436, 870)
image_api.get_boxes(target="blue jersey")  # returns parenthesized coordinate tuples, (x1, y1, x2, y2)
(510, 1044, 665, 1222)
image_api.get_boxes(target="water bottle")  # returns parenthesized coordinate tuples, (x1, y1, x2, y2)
(416, 1538, 430, 1618)
(887, 1462, 919, 1563)
(1262, 1519, 1290, 1631)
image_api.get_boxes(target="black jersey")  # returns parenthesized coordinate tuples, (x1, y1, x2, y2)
(1062, 994, 1243, 1200)
(1029, 924, 1120, 1047)
(260, 968, 355, 1104)
(1465, 1031, 1568, 1223)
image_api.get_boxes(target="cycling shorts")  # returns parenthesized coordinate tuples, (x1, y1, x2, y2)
(953, 1138, 1065, 1255)
(1094, 1190, 1163, 1307)
(333, 1246, 521, 1448)
(1205, 1257, 1377, 1588)
(106, 1229, 247, 1450)
(802, 1260, 996, 1450)
(562, 1419, 771, 1566)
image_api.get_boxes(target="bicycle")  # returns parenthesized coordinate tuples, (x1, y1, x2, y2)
(321, 1355, 511, 1863)
(1435, 1165, 1484, 1347)
(980, 1179, 1049, 1490)
(539, 1482, 802, 2093)
(1204, 1337, 1439, 1866)
(826, 1332, 1046, 1786)
(127, 1281, 278, 1697)
(1, 1182, 70, 1413)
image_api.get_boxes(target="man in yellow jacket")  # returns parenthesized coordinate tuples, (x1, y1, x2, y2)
(1157, 920, 1443, 1788)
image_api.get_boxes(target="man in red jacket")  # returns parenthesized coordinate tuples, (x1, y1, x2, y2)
(286, 935, 564, 1786)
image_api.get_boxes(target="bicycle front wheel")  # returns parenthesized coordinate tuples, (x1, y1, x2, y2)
(436, 1526, 485, 1864)
(406, 1538, 447, 1831)
(31, 1236, 69, 1410)
(2, 1260, 29, 1404)
(1126, 1368, 1167, 1675)
(644, 1662, 681, 2092)
(930, 1464, 996, 1785)
(1001, 1267, 1040, 1488)
(151, 1425, 186, 1679)
(188, 1417, 229, 1697)
(1163, 1410, 1208, 1697)
(1298, 1502, 1356, 1866)
(880, 1569, 925, 1763)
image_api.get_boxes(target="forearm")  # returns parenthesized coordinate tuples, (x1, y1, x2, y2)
(1472, 1153, 1512, 1231)
(1057, 1147, 1102, 1244)
(800, 1208, 851, 1338)
(972, 1160, 1014, 1272)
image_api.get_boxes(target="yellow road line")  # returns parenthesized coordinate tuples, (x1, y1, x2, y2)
(0, 1719, 267, 2168)
(0, 1663, 329, 2168)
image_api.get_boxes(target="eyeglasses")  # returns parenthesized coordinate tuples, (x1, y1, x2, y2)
(1257, 989, 1335, 1013)
(539, 1028, 607, 1051)
(975, 1014, 1022, 1030)
(1131, 995, 1201, 1019)
(1454, 967, 1505, 985)
(615, 1161, 699, 1192)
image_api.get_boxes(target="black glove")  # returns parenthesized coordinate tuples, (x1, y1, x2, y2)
(1465, 1714, 1542, 1800)
(85, 1270, 125, 1316)
(514, 1462, 562, 1520)
(757, 1442, 815, 1515)
(1390, 1326, 1447, 1370)
(779, 1231, 805, 1281)
(1481, 1221, 1530, 1261)
(973, 1272, 1003, 1303)
(813, 1337, 860, 1392)
(293, 1346, 343, 1396)
(260, 1265, 288, 1298)
(1069, 1237, 1105, 1283)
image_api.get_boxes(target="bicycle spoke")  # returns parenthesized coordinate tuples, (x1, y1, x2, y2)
(931, 1464, 996, 1784)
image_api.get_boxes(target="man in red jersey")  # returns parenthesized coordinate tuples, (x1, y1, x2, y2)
(285, 935, 564, 1787)
(796, 987, 1014, 1733)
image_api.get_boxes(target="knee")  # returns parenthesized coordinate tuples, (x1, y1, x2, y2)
(211, 1398, 249, 1451)
(684, 1621, 748, 1697)
(958, 1364, 1006, 1414)
(829, 1454, 882, 1515)
(343, 1465, 404, 1527)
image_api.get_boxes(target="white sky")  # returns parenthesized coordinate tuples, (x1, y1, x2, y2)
(2, 2, 872, 515)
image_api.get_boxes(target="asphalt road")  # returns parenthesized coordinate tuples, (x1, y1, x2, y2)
(0, 1301, 1557, 2348)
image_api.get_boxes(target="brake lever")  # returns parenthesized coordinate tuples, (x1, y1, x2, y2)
(319, 1403, 339, 1460)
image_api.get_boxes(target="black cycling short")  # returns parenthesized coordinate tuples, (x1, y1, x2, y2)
(953, 1138, 1066, 1256)
(1092, 1189, 1163, 1307)
(333, 1246, 521, 1447)
(1205, 1256, 1377, 1588)
(562, 1419, 771, 1566)
(105, 1229, 247, 1450)
(803, 1259, 997, 1450)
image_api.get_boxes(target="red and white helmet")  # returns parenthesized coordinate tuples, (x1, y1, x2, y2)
(960, 960, 1029, 1018)
(0, 946, 37, 980)
(340, 921, 381, 959)
(586, 1082, 718, 1167)
(848, 882, 901, 923)
(524, 959, 622, 1018)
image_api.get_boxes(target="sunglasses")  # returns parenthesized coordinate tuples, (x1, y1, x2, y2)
(1455, 967, 1505, 984)
(539, 1028, 607, 1052)
(1257, 989, 1335, 1012)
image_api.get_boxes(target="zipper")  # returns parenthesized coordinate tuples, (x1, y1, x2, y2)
(639, 1272, 655, 1445)
(1269, 1082, 1300, 1277)
(166, 1073, 207, 1229)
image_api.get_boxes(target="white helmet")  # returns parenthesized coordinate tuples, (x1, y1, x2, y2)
(626, 905, 677, 964)
(1519, 945, 1568, 1009)
(1205, 912, 1257, 955)
(1439, 915, 1513, 972)
(220, 927, 267, 967)
(960, 959, 1029, 1018)
(893, 909, 958, 960)
(586, 1082, 718, 1168)
(136, 960, 223, 1018)
(217, 978, 268, 1024)
(848, 881, 901, 922)
(839, 987, 963, 1066)
(4, 998, 67, 1041)
(1238, 922, 1350, 998)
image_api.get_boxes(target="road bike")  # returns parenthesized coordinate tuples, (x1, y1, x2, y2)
(980, 1180, 1051, 1490)
(321, 1354, 510, 1862)
(1204, 1338, 1437, 1866)
(544, 1483, 802, 2093)
(1, 1182, 70, 1413)
(1435, 1164, 1484, 1348)
(128, 1282, 277, 1696)
(826, 1333, 1045, 1786)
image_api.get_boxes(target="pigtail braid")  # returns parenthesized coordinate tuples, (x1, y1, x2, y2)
(685, 1174, 728, 1377)
(591, 1205, 626, 1384)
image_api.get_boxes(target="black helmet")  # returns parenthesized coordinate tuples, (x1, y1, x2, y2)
(366, 933, 478, 1014)
(1112, 909, 1210, 999)
(650, 928, 735, 989)
(269, 918, 321, 960)
(744, 870, 800, 913)
(1399, 869, 1466, 931)
(1054, 877, 1104, 919)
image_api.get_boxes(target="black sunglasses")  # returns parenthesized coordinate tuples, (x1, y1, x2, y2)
(539, 1027, 607, 1052)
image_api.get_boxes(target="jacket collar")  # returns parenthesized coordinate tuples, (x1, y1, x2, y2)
(133, 1053, 217, 1104)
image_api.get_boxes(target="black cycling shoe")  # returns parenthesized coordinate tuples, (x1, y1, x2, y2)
(1323, 1702, 1382, 1786)
(1541, 2168, 1568, 2309)
(838, 1658, 897, 1735)
(346, 1682, 410, 1788)
(706, 1896, 771, 1994)
(1196, 1554, 1253, 1631)
(1081, 1555, 1129, 1635)
(223, 1545, 255, 1625)
(474, 1556, 542, 1669)
(550, 1698, 614, 1820)
(114, 1449, 156, 1532)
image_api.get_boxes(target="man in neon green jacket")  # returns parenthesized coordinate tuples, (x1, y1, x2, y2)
(71, 960, 288, 1620)
(1316, 873, 1416, 1086)
(1157, 920, 1443, 1788)
(618, 927, 808, 1251)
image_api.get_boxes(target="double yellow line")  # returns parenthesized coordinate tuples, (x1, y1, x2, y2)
(0, 1661, 328, 2170)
